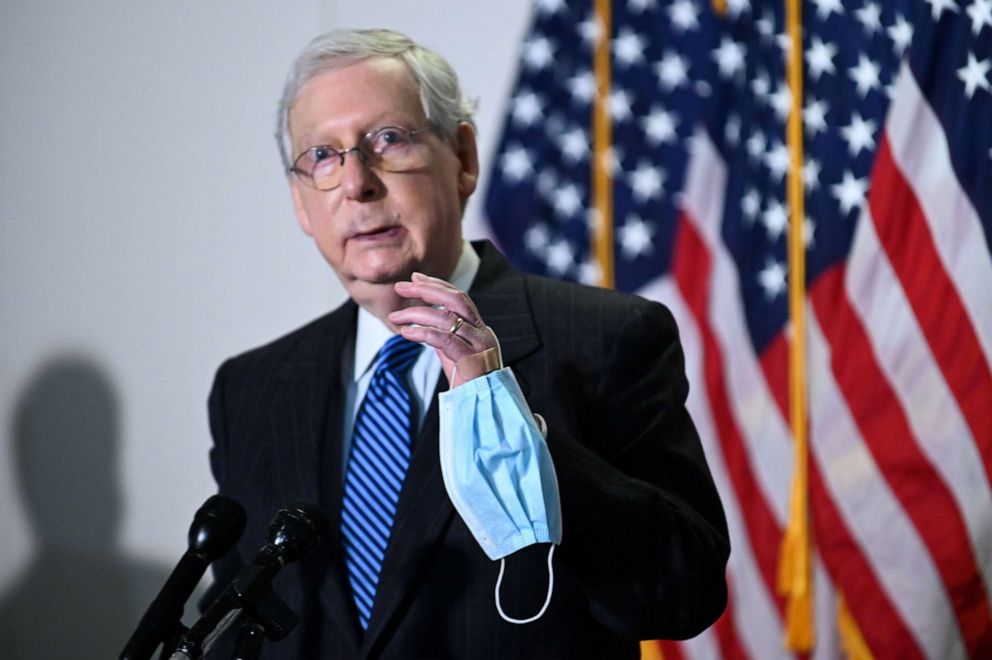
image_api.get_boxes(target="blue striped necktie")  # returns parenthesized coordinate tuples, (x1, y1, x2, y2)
(341, 334, 422, 630)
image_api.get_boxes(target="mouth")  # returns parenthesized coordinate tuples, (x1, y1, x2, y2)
(350, 225, 404, 242)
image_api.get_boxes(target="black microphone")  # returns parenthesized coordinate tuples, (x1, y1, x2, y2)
(120, 495, 247, 660)
(168, 502, 330, 660)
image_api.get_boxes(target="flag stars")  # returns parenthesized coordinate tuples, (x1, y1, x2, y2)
(769, 83, 793, 121)
(656, 51, 690, 90)
(887, 15, 913, 56)
(553, 183, 584, 217)
(725, 114, 742, 146)
(855, 2, 882, 33)
(806, 37, 838, 81)
(840, 112, 878, 157)
(618, 215, 657, 259)
(803, 216, 817, 248)
(523, 36, 555, 70)
(742, 188, 761, 222)
(958, 52, 991, 98)
(628, 0, 658, 13)
(577, 259, 602, 286)
(500, 145, 534, 182)
(627, 162, 666, 201)
(569, 70, 596, 104)
(579, 17, 601, 46)
(535, 0, 566, 15)
(714, 37, 747, 79)
(967, 0, 992, 34)
(755, 10, 776, 39)
(804, 97, 830, 135)
(524, 224, 550, 256)
(758, 259, 787, 299)
(776, 33, 793, 57)
(546, 239, 575, 276)
(925, 0, 959, 21)
(804, 158, 822, 191)
(811, 0, 844, 20)
(725, 0, 751, 16)
(747, 131, 767, 162)
(752, 69, 771, 97)
(764, 141, 791, 181)
(614, 29, 646, 67)
(762, 199, 789, 239)
(831, 170, 869, 215)
(598, 145, 624, 175)
(512, 90, 544, 126)
(641, 107, 679, 145)
(668, 0, 700, 32)
(559, 127, 589, 163)
(609, 89, 635, 122)
(849, 54, 882, 97)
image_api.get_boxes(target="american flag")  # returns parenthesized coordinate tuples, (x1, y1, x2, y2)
(483, 0, 992, 657)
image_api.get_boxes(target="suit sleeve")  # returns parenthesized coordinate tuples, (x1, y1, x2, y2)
(545, 299, 729, 640)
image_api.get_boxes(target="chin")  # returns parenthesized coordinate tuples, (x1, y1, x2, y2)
(352, 263, 417, 286)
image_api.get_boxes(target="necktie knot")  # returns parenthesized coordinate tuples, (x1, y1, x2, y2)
(375, 335, 421, 377)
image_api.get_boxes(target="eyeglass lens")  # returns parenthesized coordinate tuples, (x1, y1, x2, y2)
(294, 126, 429, 190)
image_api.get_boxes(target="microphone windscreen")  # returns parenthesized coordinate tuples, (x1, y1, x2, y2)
(265, 502, 330, 564)
(188, 495, 247, 561)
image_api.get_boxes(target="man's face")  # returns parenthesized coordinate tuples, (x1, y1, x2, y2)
(287, 57, 478, 303)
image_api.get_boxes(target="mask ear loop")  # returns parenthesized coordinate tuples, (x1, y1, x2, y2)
(495, 544, 556, 624)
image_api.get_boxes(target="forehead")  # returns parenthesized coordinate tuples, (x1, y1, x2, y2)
(289, 57, 426, 147)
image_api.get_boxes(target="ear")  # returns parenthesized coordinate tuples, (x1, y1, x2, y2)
(454, 122, 479, 200)
(289, 179, 315, 237)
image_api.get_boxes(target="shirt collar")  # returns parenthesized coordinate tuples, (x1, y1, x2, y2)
(353, 240, 481, 382)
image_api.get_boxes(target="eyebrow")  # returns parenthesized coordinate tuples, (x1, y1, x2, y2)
(297, 118, 422, 151)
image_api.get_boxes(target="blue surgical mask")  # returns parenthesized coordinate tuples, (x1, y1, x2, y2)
(439, 367, 562, 624)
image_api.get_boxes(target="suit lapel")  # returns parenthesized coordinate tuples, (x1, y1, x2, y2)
(360, 383, 451, 654)
(267, 305, 354, 505)
(267, 301, 364, 652)
(469, 241, 542, 371)
(359, 241, 543, 653)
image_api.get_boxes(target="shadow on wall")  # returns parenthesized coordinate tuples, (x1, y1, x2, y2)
(0, 355, 171, 659)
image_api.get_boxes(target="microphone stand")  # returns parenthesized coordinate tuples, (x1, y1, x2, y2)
(166, 565, 298, 659)
(168, 502, 328, 660)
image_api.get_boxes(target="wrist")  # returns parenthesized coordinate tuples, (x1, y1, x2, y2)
(452, 347, 502, 385)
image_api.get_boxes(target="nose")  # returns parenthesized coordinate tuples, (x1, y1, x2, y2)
(338, 148, 380, 200)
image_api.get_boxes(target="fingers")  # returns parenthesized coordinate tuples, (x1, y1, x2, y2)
(395, 323, 476, 361)
(393, 274, 482, 326)
(388, 273, 499, 376)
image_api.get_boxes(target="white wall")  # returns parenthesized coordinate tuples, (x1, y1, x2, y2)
(0, 1, 530, 654)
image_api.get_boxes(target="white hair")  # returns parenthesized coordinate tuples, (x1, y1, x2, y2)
(275, 28, 478, 171)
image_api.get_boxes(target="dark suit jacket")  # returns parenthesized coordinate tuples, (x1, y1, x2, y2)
(205, 241, 729, 659)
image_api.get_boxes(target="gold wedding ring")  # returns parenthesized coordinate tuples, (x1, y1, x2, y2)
(448, 316, 465, 335)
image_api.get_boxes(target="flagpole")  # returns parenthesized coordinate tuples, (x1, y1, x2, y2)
(779, 0, 814, 650)
(592, 0, 614, 289)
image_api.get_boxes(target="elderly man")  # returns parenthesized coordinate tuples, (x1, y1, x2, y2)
(206, 28, 728, 659)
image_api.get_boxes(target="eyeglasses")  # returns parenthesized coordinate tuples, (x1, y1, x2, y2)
(289, 125, 433, 191)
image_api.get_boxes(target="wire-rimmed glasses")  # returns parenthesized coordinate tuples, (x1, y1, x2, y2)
(289, 125, 433, 191)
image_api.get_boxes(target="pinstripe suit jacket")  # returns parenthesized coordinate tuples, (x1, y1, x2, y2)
(205, 241, 729, 659)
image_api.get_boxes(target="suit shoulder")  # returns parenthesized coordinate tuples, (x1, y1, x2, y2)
(215, 303, 355, 381)
(521, 272, 675, 329)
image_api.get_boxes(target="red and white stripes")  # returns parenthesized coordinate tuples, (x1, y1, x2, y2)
(640, 62, 992, 658)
